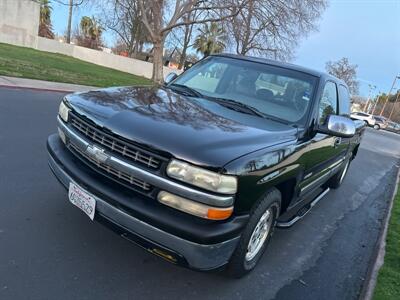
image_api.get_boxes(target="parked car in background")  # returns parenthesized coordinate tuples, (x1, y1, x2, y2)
(372, 115, 388, 130)
(385, 121, 400, 134)
(48, 54, 365, 277)
(350, 111, 376, 127)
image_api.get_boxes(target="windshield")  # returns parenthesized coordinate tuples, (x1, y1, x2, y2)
(171, 56, 317, 124)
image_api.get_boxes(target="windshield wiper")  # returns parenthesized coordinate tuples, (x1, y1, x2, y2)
(169, 83, 203, 98)
(211, 97, 290, 125)
(211, 97, 266, 118)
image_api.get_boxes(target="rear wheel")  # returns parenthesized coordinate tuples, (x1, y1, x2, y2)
(227, 188, 281, 278)
(373, 124, 380, 130)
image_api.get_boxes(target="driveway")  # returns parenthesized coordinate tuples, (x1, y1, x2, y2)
(1, 87, 399, 300)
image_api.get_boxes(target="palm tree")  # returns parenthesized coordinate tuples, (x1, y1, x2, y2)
(80, 16, 93, 37)
(193, 23, 226, 57)
(38, 0, 54, 39)
(78, 16, 103, 49)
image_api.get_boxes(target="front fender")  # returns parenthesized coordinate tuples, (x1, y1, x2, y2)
(223, 141, 303, 213)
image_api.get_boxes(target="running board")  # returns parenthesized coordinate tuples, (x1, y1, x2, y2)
(277, 188, 330, 228)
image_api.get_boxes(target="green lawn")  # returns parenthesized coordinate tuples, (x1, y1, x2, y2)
(373, 180, 400, 299)
(0, 43, 152, 87)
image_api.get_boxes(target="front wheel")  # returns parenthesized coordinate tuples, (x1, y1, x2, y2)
(227, 188, 281, 278)
(373, 124, 380, 130)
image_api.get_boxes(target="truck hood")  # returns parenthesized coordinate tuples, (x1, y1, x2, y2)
(65, 86, 298, 169)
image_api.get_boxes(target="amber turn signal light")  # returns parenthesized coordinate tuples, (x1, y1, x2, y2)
(158, 191, 233, 220)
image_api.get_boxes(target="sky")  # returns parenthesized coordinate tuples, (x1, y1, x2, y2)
(293, 0, 400, 96)
(51, 0, 400, 97)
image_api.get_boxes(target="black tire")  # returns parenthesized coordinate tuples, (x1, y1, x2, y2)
(373, 124, 380, 130)
(227, 188, 281, 278)
(326, 158, 351, 189)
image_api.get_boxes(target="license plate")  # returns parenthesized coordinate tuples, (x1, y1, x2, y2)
(68, 182, 96, 220)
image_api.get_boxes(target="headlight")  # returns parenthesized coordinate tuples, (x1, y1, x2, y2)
(59, 100, 70, 122)
(158, 191, 233, 220)
(166, 159, 237, 194)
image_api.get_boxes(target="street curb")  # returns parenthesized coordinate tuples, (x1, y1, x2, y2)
(0, 84, 73, 93)
(0, 76, 97, 93)
(360, 163, 400, 300)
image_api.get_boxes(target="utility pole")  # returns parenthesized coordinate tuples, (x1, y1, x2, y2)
(66, 0, 73, 44)
(388, 91, 400, 120)
(371, 93, 381, 115)
(364, 84, 376, 113)
(364, 100, 369, 113)
(380, 75, 400, 116)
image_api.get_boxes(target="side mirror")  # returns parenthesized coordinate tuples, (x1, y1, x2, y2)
(164, 72, 178, 85)
(317, 115, 356, 138)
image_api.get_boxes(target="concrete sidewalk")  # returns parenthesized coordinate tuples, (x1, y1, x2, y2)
(0, 76, 96, 92)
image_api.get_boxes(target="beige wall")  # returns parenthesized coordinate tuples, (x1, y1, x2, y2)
(37, 37, 74, 56)
(36, 37, 180, 79)
(0, 0, 39, 47)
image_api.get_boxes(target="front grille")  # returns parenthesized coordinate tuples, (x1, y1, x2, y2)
(69, 143, 152, 191)
(69, 112, 162, 169)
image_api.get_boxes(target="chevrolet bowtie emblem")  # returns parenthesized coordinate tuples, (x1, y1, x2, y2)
(85, 145, 108, 163)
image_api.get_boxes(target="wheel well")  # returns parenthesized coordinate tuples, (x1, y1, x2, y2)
(275, 179, 296, 215)
(352, 144, 360, 159)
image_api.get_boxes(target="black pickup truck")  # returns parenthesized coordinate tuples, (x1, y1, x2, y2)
(47, 54, 365, 277)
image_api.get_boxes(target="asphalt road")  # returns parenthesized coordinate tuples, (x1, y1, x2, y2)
(1, 87, 400, 300)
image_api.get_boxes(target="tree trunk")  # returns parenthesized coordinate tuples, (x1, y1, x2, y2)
(132, 38, 140, 58)
(240, 1, 253, 56)
(178, 23, 192, 70)
(131, 46, 138, 58)
(131, 23, 142, 58)
(152, 39, 164, 84)
(178, 51, 186, 70)
(66, 0, 73, 44)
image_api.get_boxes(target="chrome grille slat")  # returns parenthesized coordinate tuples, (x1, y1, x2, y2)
(69, 143, 152, 191)
(69, 113, 161, 169)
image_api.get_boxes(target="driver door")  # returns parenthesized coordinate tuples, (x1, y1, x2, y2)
(298, 81, 346, 197)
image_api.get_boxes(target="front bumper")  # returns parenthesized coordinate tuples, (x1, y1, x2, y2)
(47, 134, 243, 270)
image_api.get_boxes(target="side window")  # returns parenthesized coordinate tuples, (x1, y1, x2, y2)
(319, 81, 338, 124)
(338, 84, 351, 116)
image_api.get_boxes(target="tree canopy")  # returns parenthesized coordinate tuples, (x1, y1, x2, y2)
(75, 16, 103, 49)
(39, 0, 55, 39)
(326, 57, 359, 95)
(193, 22, 226, 57)
(53, 0, 328, 83)
(227, 0, 327, 60)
